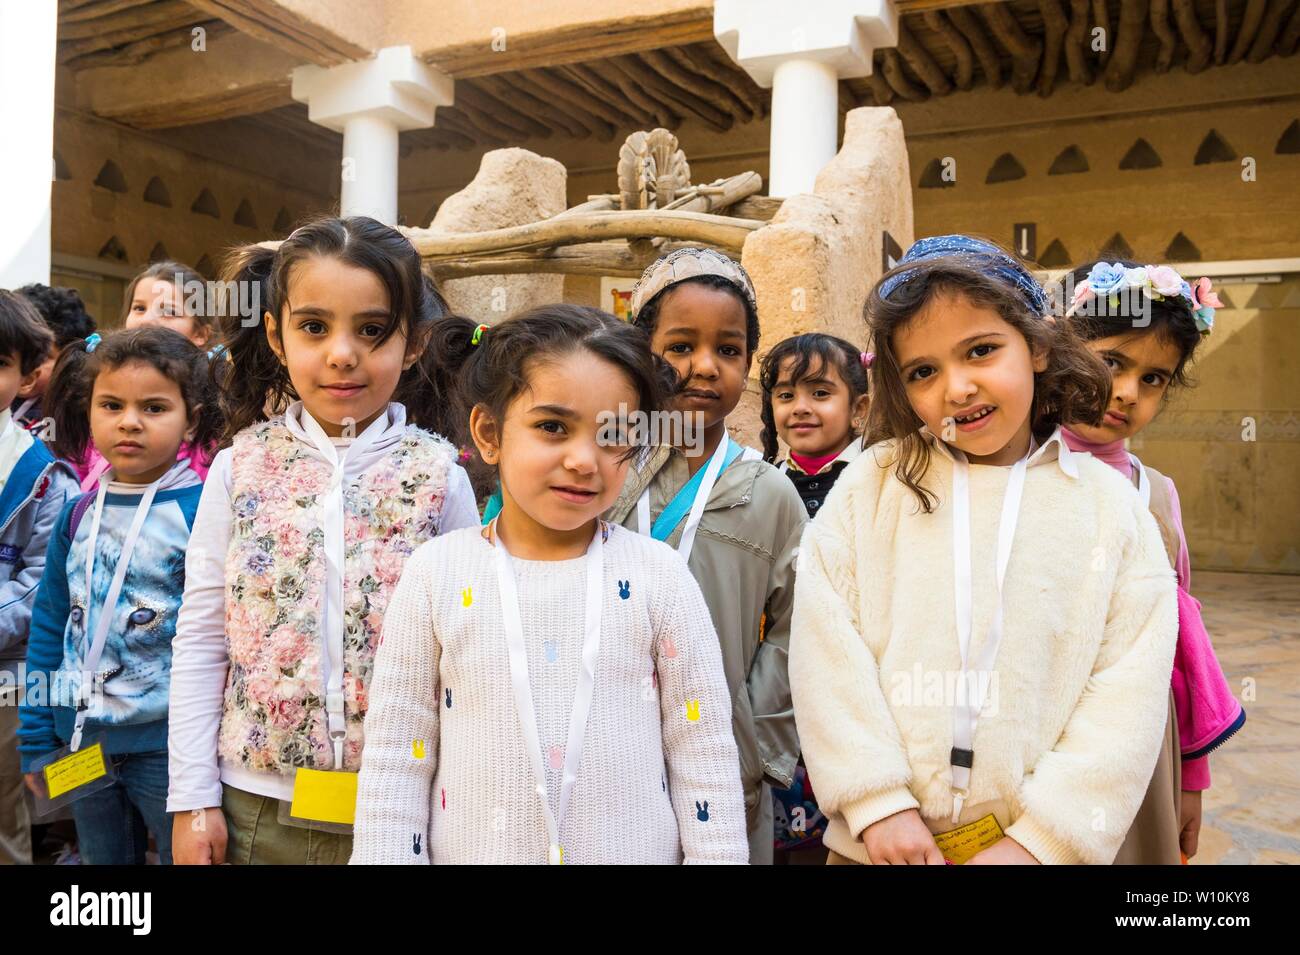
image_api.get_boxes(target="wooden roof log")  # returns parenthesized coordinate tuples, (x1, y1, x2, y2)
(186, 0, 370, 66)
(562, 63, 658, 127)
(660, 46, 758, 120)
(613, 54, 732, 131)
(1172, 0, 1213, 72)
(1248, 0, 1295, 61)
(1150, 0, 1179, 73)
(1036, 0, 1068, 96)
(604, 57, 683, 128)
(897, 22, 952, 95)
(59, 0, 157, 25)
(455, 82, 553, 140)
(1229, 0, 1267, 63)
(979, 2, 1043, 94)
(1092, 0, 1113, 66)
(947, 6, 1003, 89)
(58, 7, 200, 62)
(1105, 0, 1149, 92)
(435, 108, 509, 146)
(520, 68, 625, 135)
(691, 42, 770, 118)
(923, 10, 974, 90)
(1215, 0, 1231, 62)
(477, 74, 594, 140)
(62, 21, 229, 69)
(881, 48, 929, 100)
(864, 68, 896, 105)
(56, 0, 194, 41)
(1279, 2, 1300, 55)
(643, 49, 752, 123)
(1063, 0, 1094, 84)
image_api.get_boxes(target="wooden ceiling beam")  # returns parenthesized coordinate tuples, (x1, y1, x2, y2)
(185, 0, 370, 66)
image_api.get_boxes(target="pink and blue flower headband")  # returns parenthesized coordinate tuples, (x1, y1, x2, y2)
(1066, 262, 1219, 335)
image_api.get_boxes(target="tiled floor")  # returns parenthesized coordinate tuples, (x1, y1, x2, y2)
(1189, 572, 1300, 865)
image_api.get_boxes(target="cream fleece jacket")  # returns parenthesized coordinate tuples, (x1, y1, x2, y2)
(790, 430, 1178, 865)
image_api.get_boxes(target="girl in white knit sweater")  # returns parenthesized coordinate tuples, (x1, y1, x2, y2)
(790, 236, 1178, 865)
(351, 306, 748, 864)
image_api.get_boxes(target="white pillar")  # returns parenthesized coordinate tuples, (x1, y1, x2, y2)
(293, 46, 453, 224)
(714, 0, 899, 198)
(0, 0, 57, 286)
(341, 115, 400, 224)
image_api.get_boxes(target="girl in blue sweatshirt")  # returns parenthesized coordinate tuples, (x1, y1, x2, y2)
(19, 327, 220, 864)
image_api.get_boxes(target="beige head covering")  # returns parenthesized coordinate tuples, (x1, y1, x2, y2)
(629, 246, 757, 318)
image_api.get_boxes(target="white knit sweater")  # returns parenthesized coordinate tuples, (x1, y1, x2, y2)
(790, 430, 1178, 865)
(350, 523, 748, 864)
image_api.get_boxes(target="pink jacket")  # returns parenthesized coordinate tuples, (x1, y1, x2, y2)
(73, 442, 212, 492)
(1173, 586, 1246, 789)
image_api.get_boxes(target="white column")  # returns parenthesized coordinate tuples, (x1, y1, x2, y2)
(293, 46, 454, 224)
(341, 115, 400, 223)
(715, 0, 899, 198)
(0, 0, 57, 286)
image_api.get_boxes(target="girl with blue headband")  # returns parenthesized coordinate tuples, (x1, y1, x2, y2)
(789, 235, 1179, 865)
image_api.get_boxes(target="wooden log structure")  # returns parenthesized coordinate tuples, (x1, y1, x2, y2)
(403, 209, 765, 260)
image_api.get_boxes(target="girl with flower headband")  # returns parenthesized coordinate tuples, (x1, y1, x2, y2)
(167, 216, 479, 865)
(791, 234, 1178, 865)
(1063, 259, 1244, 864)
(604, 246, 807, 864)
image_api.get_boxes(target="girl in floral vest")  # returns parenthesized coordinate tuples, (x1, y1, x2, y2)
(167, 216, 480, 864)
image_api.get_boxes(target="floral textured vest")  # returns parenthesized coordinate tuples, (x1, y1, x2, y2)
(218, 417, 454, 775)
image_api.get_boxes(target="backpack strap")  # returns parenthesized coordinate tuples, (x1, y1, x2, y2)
(1140, 463, 1183, 572)
(66, 492, 95, 543)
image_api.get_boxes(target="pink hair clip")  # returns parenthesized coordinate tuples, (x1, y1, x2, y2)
(860, 351, 876, 368)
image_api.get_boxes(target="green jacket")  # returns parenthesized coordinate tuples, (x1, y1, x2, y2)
(607, 444, 806, 822)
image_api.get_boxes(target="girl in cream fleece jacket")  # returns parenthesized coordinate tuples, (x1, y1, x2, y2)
(790, 236, 1178, 865)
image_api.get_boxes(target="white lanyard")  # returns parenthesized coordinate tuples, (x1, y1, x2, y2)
(1129, 454, 1151, 508)
(297, 409, 387, 769)
(492, 518, 605, 865)
(12, 399, 36, 423)
(948, 448, 1030, 822)
(71, 468, 169, 751)
(635, 433, 748, 565)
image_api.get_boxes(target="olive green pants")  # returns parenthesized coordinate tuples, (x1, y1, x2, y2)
(222, 785, 353, 865)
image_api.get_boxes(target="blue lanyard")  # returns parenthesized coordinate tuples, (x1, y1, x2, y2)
(650, 437, 743, 542)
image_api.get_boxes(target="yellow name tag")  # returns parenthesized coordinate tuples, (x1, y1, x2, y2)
(43, 743, 108, 800)
(933, 812, 1005, 865)
(289, 768, 358, 826)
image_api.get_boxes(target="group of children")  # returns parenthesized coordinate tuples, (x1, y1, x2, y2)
(0, 215, 1243, 865)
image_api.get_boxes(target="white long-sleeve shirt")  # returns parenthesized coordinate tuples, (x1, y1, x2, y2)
(166, 404, 479, 812)
(349, 524, 749, 864)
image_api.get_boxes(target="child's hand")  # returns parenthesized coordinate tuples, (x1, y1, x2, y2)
(1179, 789, 1202, 859)
(862, 808, 945, 864)
(172, 808, 228, 865)
(966, 837, 1040, 865)
(23, 772, 42, 797)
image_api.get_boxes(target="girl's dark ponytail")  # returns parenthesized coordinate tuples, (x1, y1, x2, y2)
(46, 337, 96, 464)
(213, 244, 284, 446)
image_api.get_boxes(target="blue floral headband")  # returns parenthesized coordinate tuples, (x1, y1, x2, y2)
(879, 234, 1049, 317)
